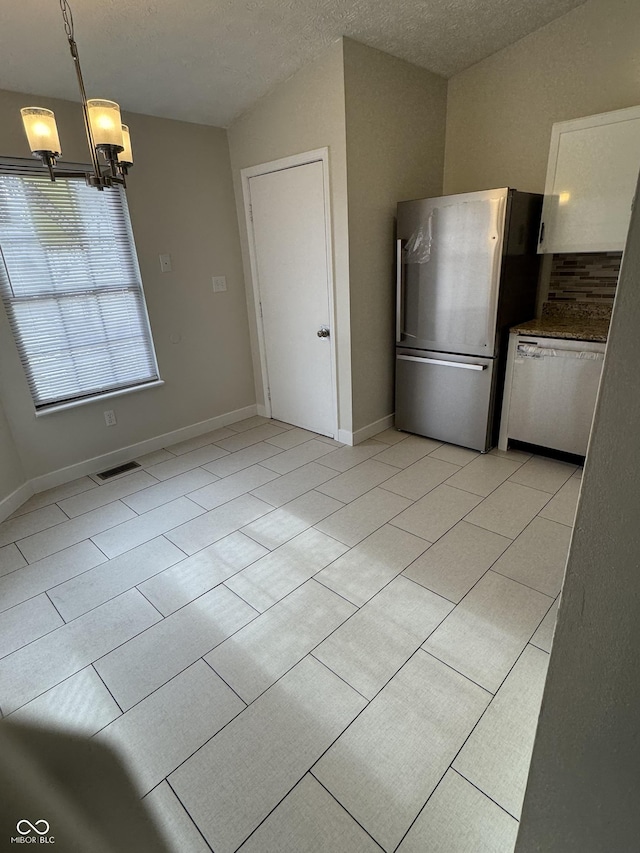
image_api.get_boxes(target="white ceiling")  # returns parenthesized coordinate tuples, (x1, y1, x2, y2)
(1, 0, 587, 128)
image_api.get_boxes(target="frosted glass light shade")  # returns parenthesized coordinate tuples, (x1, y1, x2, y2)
(21, 107, 61, 156)
(87, 99, 124, 149)
(118, 124, 134, 165)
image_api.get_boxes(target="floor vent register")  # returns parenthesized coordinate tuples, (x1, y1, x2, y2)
(95, 461, 142, 481)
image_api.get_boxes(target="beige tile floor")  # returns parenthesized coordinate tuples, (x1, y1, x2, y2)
(0, 417, 580, 852)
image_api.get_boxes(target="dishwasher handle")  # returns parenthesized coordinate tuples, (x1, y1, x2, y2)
(517, 343, 604, 361)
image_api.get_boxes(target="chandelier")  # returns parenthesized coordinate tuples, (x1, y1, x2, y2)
(19, 0, 133, 190)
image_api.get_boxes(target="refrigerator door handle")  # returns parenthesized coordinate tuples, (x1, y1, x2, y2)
(396, 238, 405, 343)
(397, 354, 487, 371)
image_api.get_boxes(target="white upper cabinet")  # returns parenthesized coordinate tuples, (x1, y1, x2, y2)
(538, 105, 640, 253)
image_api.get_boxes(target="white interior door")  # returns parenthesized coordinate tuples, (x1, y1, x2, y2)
(248, 160, 335, 436)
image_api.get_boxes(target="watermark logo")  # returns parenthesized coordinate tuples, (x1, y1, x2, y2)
(11, 819, 54, 844)
(17, 822, 49, 836)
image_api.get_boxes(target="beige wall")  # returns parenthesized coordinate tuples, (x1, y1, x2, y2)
(228, 38, 448, 437)
(516, 171, 640, 852)
(444, 0, 640, 195)
(0, 88, 254, 480)
(343, 39, 447, 431)
(227, 40, 353, 433)
(0, 395, 24, 502)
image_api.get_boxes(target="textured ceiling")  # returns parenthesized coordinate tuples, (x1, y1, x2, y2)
(0, 0, 587, 127)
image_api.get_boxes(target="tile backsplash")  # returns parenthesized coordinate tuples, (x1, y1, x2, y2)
(548, 252, 622, 303)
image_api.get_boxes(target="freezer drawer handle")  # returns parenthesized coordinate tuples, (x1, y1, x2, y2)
(397, 355, 487, 371)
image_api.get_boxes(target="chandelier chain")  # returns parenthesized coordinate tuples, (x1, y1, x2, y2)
(59, 0, 74, 42)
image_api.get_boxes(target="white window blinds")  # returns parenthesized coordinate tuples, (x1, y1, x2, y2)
(0, 169, 159, 411)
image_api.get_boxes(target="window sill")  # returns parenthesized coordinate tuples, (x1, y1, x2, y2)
(34, 379, 165, 418)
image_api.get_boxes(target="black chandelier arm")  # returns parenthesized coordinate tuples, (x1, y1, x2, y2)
(39, 162, 127, 190)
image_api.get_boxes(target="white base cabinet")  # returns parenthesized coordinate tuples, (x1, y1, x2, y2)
(499, 334, 605, 456)
(538, 105, 640, 254)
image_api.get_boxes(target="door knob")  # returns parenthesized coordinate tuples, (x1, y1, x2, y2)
(317, 326, 330, 338)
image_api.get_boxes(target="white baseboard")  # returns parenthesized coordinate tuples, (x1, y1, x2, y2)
(338, 413, 395, 447)
(336, 429, 354, 446)
(1, 406, 393, 522)
(0, 481, 35, 522)
(26, 404, 258, 496)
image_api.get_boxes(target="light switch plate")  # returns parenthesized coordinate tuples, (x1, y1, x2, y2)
(212, 276, 227, 292)
(159, 253, 172, 273)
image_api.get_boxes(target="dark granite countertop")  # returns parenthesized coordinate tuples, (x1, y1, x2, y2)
(510, 302, 611, 343)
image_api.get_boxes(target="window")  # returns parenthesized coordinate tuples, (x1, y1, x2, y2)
(0, 164, 160, 412)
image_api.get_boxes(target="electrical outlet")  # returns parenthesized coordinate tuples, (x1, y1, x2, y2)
(104, 410, 117, 427)
(159, 253, 172, 273)
(212, 275, 227, 292)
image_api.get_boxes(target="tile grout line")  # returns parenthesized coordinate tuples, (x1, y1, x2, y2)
(306, 573, 453, 678)
(135, 586, 167, 620)
(208, 566, 445, 710)
(2, 587, 169, 717)
(0, 541, 30, 579)
(452, 477, 558, 539)
(55, 502, 72, 521)
(169, 672, 380, 852)
(91, 539, 111, 561)
(0, 515, 73, 553)
(237, 498, 348, 553)
(12, 500, 148, 565)
(220, 581, 263, 615)
(308, 654, 370, 702)
(87, 598, 274, 720)
(0, 533, 201, 628)
(390, 639, 541, 852)
(6, 472, 154, 525)
(54, 474, 176, 519)
(488, 565, 562, 600)
(433, 630, 551, 788)
(304, 645, 445, 816)
(201, 657, 249, 708)
(0, 620, 65, 664)
(82, 497, 211, 562)
(308, 771, 387, 852)
(413, 519, 556, 678)
(90, 658, 251, 742)
(44, 589, 67, 625)
(372, 455, 566, 545)
(233, 765, 387, 853)
(0, 544, 115, 625)
(418, 648, 495, 697)
(308, 455, 562, 554)
(5, 531, 268, 653)
(399, 571, 457, 604)
(451, 766, 521, 821)
(161, 532, 191, 559)
(91, 663, 124, 716)
(162, 777, 216, 853)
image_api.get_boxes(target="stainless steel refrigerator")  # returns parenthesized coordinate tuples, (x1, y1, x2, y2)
(395, 187, 542, 452)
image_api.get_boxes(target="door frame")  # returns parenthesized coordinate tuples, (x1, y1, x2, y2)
(241, 148, 339, 437)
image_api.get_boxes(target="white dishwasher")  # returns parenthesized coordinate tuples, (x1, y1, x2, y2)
(499, 334, 606, 456)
